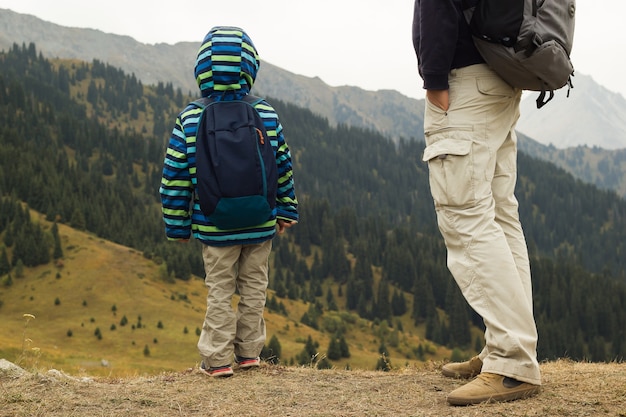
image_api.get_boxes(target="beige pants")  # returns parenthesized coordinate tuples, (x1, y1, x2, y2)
(198, 240, 272, 367)
(422, 64, 541, 385)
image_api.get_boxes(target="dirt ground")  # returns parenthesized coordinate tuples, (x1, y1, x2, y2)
(1, 359, 625, 417)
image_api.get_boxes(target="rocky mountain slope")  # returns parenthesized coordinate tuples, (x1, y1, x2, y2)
(518, 73, 626, 150)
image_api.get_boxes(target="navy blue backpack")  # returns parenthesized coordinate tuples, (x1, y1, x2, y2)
(194, 95, 278, 230)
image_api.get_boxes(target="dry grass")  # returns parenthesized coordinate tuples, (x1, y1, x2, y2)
(1, 360, 625, 417)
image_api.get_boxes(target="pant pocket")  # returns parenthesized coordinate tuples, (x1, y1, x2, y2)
(423, 131, 475, 207)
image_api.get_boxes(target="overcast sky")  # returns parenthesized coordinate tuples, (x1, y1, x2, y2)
(0, 1, 623, 99)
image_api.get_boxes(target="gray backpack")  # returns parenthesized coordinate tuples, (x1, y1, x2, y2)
(463, 0, 576, 108)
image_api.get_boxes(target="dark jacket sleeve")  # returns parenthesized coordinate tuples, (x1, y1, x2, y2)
(412, 0, 459, 90)
(412, 0, 483, 90)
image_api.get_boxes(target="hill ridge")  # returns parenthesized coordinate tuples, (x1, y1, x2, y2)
(0, 207, 444, 377)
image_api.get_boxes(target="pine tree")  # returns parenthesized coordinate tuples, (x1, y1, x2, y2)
(305, 336, 318, 357)
(338, 335, 351, 358)
(274, 275, 287, 298)
(376, 342, 391, 371)
(3, 222, 14, 248)
(327, 337, 341, 360)
(2, 274, 12, 287)
(357, 293, 369, 319)
(287, 278, 300, 300)
(0, 247, 10, 275)
(353, 255, 373, 300)
(294, 259, 310, 284)
(70, 207, 86, 230)
(345, 276, 359, 310)
(296, 336, 319, 365)
(14, 260, 24, 278)
(262, 334, 282, 365)
(391, 289, 407, 316)
(300, 304, 320, 329)
(446, 283, 471, 348)
(412, 275, 436, 323)
(51, 222, 63, 259)
(326, 287, 338, 311)
(374, 278, 392, 322)
(317, 357, 333, 369)
(268, 334, 282, 361)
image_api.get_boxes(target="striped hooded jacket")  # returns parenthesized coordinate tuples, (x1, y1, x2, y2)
(159, 26, 298, 246)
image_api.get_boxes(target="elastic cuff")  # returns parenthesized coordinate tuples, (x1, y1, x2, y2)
(422, 73, 449, 90)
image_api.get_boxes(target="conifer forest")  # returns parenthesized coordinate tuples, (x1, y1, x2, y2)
(1, 43, 626, 363)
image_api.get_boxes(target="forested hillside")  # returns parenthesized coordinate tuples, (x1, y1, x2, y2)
(3, 7, 625, 201)
(519, 136, 626, 199)
(1, 43, 625, 363)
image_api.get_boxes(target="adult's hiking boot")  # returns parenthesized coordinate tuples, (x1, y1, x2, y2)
(442, 356, 483, 379)
(447, 372, 540, 405)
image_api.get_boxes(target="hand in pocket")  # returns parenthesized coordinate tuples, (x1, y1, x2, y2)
(426, 89, 450, 111)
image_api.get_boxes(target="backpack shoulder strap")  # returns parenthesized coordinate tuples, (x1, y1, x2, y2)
(242, 94, 264, 107)
(193, 95, 263, 109)
(192, 97, 214, 109)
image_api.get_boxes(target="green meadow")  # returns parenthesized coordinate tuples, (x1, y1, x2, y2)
(0, 211, 453, 377)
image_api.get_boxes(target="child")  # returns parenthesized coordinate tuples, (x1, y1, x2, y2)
(160, 26, 298, 377)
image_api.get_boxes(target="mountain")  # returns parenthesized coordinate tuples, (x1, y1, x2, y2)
(518, 73, 626, 150)
(6, 8, 626, 154)
(4, 7, 626, 197)
(518, 134, 626, 198)
(0, 8, 425, 143)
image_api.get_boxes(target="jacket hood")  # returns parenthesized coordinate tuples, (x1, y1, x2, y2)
(194, 26, 260, 98)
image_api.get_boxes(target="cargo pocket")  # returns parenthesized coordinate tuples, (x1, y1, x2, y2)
(422, 133, 474, 207)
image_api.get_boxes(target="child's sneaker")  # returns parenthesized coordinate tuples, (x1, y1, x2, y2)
(235, 356, 260, 369)
(200, 362, 233, 378)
